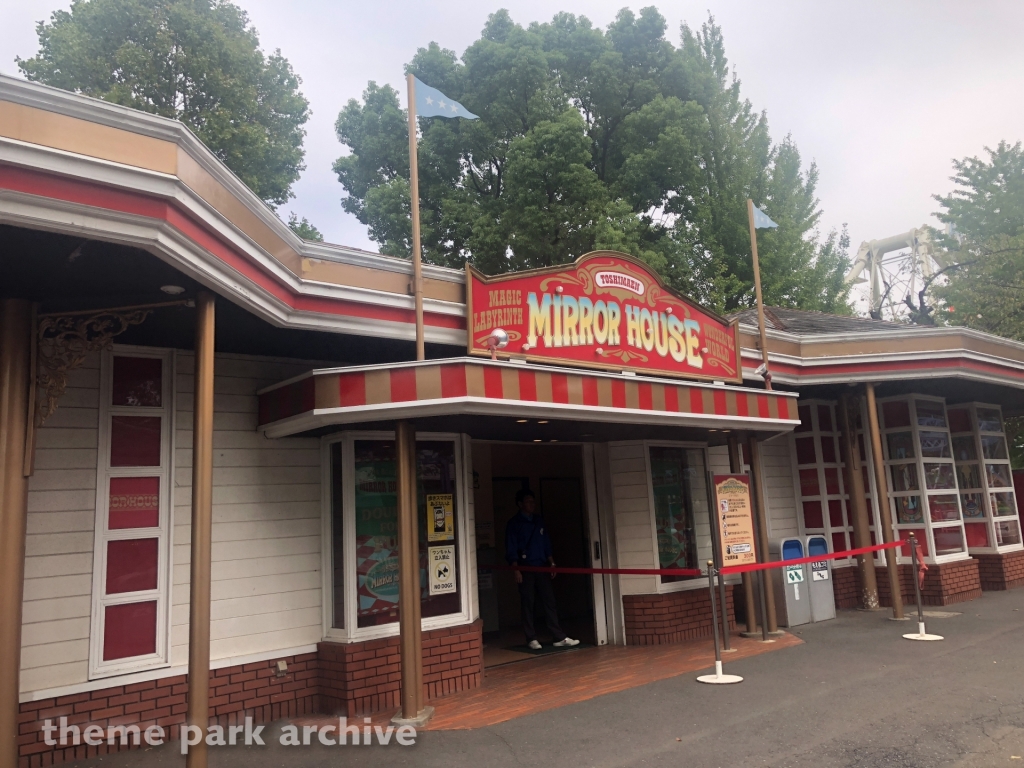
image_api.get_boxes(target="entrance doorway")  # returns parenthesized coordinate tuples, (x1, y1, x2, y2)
(472, 442, 605, 667)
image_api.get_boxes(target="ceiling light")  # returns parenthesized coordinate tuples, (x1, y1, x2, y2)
(516, 419, 528, 423)
(161, 285, 185, 295)
(550, 439, 558, 443)
(709, 429, 718, 432)
(533, 439, 542, 442)
(537, 420, 549, 424)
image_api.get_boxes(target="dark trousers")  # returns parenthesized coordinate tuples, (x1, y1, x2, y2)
(518, 570, 566, 642)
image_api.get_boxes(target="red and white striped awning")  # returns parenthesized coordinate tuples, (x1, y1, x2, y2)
(257, 358, 799, 439)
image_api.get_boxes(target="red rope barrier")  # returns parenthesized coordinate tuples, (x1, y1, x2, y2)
(720, 539, 903, 576)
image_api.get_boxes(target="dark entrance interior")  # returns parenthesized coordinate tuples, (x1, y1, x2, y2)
(472, 442, 597, 667)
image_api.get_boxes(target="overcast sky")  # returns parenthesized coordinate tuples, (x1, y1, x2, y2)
(4, 1, 1023, 312)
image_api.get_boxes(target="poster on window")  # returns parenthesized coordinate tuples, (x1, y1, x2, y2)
(427, 493, 454, 541)
(428, 545, 456, 595)
(354, 443, 400, 626)
(712, 474, 758, 567)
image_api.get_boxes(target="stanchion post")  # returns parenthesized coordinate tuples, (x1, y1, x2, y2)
(729, 437, 757, 636)
(697, 560, 743, 684)
(705, 471, 731, 651)
(903, 534, 942, 641)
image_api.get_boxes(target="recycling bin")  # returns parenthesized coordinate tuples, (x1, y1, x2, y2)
(805, 535, 836, 622)
(768, 537, 811, 627)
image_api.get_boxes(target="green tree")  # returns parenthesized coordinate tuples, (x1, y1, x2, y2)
(18, 0, 311, 207)
(333, 9, 850, 314)
(933, 140, 1024, 467)
(287, 213, 323, 242)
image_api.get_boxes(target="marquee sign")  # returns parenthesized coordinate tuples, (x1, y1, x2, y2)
(466, 251, 742, 383)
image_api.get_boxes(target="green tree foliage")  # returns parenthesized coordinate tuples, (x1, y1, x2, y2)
(333, 9, 850, 314)
(18, 0, 311, 207)
(287, 213, 323, 241)
(933, 140, 1024, 467)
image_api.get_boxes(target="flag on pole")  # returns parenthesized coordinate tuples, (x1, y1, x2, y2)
(412, 77, 479, 119)
(752, 206, 778, 230)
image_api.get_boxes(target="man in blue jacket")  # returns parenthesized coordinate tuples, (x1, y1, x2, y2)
(505, 488, 580, 650)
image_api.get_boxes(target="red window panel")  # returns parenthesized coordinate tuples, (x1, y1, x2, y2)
(882, 401, 911, 429)
(106, 538, 159, 594)
(947, 407, 972, 434)
(103, 601, 157, 660)
(112, 356, 162, 407)
(817, 404, 834, 432)
(802, 500, 824, 529)
(110, 416, 161, 467)
(828, 499, 845, 527)
(109, 477, 159, 529)
(964, 522, 990, 548)
(799, 469, 820, 497)
(831, 532, 849, 554)
(824, 467, 841, 496)
(795, 405, 812, 432)
(795, 437, 817, 465)
(820, 436, 837, 463)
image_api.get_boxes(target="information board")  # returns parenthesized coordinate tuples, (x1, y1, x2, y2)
(712, 474, 758, 567)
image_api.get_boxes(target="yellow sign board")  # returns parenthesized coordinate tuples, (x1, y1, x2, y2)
(427, 493, 454, 542)
(713, 474, 757, 567)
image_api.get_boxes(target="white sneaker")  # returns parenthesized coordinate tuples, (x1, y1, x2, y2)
(527, 640, 542, 650)
(553, 637, 580, 647)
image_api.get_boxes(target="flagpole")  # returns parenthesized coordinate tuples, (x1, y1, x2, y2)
(746, 198, 772, 390)
(406, 73, 425, 361)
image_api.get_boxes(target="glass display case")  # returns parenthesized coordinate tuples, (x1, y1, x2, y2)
(947, 404, 1021, 552)
(879, 396, 968, 562)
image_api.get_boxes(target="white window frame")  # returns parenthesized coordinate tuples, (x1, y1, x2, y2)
(878, 394, 970, 565)
(949, 402, 1023, 554)
(642, 440, 721, 594)
(320, 430, 472, 643)
(89, 345, 174, 679)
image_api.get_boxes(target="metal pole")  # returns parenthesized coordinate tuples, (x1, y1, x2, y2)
(0, 300, 32, 768)
(729, 437, 757, 635)
(838, 394, 880, 609)
(706, 561, 722, 675)
(186, 292, 215, 768)
(865, 383, 905, 619)
(746, 199, 772, 390)
(746, 436, 778, 633)
(910, 534, 925, 633)
(396, 421, 424, 719)
(705, 471, 731, 651)
(406, 74, 425, 361)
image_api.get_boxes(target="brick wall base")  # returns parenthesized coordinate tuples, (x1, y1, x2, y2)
(875, 558, 982, 607)
(18, 651, 318, 768)
(830, 566, 861, 609)
(974, 550, 1024, 591)
(18, 621, 484, 768)
(623, 588, 735, 645)
(319, 620, 483, 716)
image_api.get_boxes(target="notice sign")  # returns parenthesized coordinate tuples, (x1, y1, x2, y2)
(427, 494, 454, 542)
(429, 545, 456, 595)
(712, 474, 758, 567)
(811, 561, 829, 581)
(785, 565, 805, 584)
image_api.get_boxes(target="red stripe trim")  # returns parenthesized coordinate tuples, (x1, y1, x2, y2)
(582, 377, 599, 406)
(757, 395, 770, 418)
(664, 386, 679, 412)
(736, 392, 749, 418)
(611, 379, 626, 409)
(339, 373, 366, 407)
(483, 367, 503, 398)
(778, 397, 790, 420)
(440, 364, 468, 398)
(637, 382, 653, 410)
(390, 369, 417, 402)
(518, 370, 537, 401)
(713, 389, 727, 416)
(689, 388, 703, 414)
(0, 166, 464, 331)
(550, 373, 569, 404)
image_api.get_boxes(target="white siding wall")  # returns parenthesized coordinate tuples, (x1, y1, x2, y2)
(760, 438, 800, 539)
(172, 352, 322, 666)
(20, 348, 325, 695)
(21, 354, 100, 693)
(607, 441, 657, 595)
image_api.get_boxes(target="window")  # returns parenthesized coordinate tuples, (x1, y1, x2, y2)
(948, 404, 1021, 552)
(879, 396, 967, 561)
(791, 402, 872, 563)
(90, 348, 173, 677)
(645, 444, 710, 588)
(325, 433, 468, 639)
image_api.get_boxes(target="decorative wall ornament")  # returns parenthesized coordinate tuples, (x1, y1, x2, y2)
(36, 308, 152, 425)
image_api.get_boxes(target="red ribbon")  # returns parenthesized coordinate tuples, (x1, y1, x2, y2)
(720, 539, 903, 576)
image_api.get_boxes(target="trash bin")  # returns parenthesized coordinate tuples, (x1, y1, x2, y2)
(768, 537, 810, 627)
(805, 535, 836, 622)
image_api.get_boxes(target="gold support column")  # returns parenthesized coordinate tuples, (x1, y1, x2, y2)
(0, 300, 33, 768)
(746, 436, 777, 633)
(395, 422, 431, 724)
(729, 437, 757, 634)
(865, 383, 904, 619)
(186, 293, 216, 768)
(838, 394, 880, 609)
